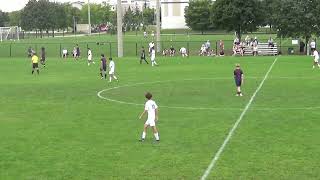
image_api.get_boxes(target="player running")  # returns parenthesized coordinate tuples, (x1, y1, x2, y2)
(87, 48, 95, 66)
(40, 47, 46, 67)
(150, 47, 158, 67)
(312, 49, 320, 69)
(31, 53, 40, 75)
(140, 46, 148, 64)
(139, 92, 160, 142)
(108, 57, 118, 82)
(100, 54, 108, 79)
(234, 64, 244, 96)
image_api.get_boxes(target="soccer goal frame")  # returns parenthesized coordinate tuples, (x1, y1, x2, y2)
(0, 26, 20, 42)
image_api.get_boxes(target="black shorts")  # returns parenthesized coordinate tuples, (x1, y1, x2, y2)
(33, 63, 39, 68)
(235, 79, 242, 86)
(101, 66, 107, 71)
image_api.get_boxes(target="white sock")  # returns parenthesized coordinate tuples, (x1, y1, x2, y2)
(152, 61, 154, 66)
(114, 76, 117, 80)
(93, 61, 95, 64)
(154, 133, 159, 140)
(154, 61, 158, 65)
(142, 132, 146, 139)
(109, 77, 112, 82)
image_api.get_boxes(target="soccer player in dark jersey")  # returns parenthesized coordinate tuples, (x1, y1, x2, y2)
(234, 64, 244, 96)
(40, 47, 46, 67)
(76, 44, 80, 59)
(100, 54, 107, 79)
(140, 46, 148, 64)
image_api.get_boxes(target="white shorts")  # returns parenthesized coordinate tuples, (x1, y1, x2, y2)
(314, 58, 319, 63)
(109, 70, 114, 75)
(151, 57, 155, 61)
(145, 119, 156, 127)
(88, 56, 92, 61)
(253, 47, 258, 51)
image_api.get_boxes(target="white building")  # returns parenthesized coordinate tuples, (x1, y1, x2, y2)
(161, 0, 189, 29)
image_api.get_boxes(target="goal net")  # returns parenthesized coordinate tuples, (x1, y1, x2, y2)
(0, 26, 20, 42)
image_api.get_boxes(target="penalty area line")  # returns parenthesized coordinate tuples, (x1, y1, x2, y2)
(200, 57, 278, 180)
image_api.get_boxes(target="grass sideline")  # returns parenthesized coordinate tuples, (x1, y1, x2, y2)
(0, 55, 320, 179)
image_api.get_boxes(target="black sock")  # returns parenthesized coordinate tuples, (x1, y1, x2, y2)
(32, 70, 34, 74)
(100, 72, 103, 77)
(37, 70, 39, 74)
(104, 74, 107, 79)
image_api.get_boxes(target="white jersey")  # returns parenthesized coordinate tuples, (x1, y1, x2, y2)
(180, 47, 187, 54)
(311, 41, 316, 49)
(88, 50, 92, 60)
(151, 49, 156, 60)
(109, 60, 115, 73)
(313, 50, 319, 61)
(145, 100, 158, 121)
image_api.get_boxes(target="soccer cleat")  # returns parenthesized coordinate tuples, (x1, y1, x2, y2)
(236, 94, 239, 96)
(240, 94, 243, 97)
(139, 139, 145, 142)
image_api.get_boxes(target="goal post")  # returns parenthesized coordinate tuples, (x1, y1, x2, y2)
(0, 26, 20, 42)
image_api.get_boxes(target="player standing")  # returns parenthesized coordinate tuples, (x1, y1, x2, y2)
(312, 49, 320, 69)
(140, 46, 148, 64)
(31, 53, 40, 75)
(234, 64, 244, 96)
(100, 54, 108, 79)
(40, 47, 46, 67)
(108, 57, 118, 82)
(87, 48, 95, 66)
(139, 92, 160, 142)
(150, 47, 158, 67)
(76, 44, 81, 59)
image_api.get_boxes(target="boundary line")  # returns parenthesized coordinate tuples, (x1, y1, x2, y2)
(200, 57, 278, 180)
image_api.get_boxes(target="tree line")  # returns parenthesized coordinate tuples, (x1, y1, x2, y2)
(185, 0, 320, 44)
(0, 0, 155, 37)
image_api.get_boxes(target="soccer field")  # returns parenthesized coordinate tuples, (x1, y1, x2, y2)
(0, 55, 320, 179)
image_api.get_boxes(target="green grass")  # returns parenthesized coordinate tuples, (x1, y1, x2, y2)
(0, 55, 320, 179)
(0, 33, 282, 58)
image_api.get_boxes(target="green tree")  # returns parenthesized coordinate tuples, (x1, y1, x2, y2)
(184, 0, 213, 34)
(0, 10, 9, 27)
(8, 11, 21, 26)
(210, 0, 265, 39)
(123, 7, 134, 31)
(273, 0, 320, 52)
(142, 7, 155, 28)
(261, 0, 281, 31)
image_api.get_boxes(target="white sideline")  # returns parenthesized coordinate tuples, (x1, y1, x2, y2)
(200, 57, 278, 180)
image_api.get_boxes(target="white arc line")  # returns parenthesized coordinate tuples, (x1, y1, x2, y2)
(201, 57, 278, 180)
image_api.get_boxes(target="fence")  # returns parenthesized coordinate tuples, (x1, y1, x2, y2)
(0, 39, 311, 58)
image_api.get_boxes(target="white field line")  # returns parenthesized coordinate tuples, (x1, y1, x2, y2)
(200, 57, 278, 180)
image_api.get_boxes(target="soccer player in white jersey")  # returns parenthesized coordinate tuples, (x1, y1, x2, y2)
(108, 57, 118, 82)
(312, 49, 320, 69)
(150, 47, 158, 67)
(148, 41, 155, 54)
(139, 92, 160, 142)
(87, 48, 95, 66)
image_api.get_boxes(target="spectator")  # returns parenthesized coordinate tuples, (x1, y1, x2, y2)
(219, 40, 225, 56)
(310, 39, 316, 52)
(169, 46, 176, 56)
(245, 35, 250, 46)
(179, 47, 188, 57)
(162, 48, 169, 56)
(27, 47, 34, 57)
(300, 40, 305, 53)
(253, 37, 259, 45)
(205, 40, 211, 54)
(268, 37, 274, 47)
(252, 41, 258, 56)
(234, 37, 240, 45)
(62, 48, 68, 59)
(73, 47, 77, 59)
(199, 44, 206, 56)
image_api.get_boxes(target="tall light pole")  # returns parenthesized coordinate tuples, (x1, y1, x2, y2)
(88, 0, 91, 35)
(117, 0, 123, 57)
(156, 0, 161, 53)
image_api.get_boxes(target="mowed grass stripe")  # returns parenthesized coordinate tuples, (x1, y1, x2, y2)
(201, 57, 278, 180)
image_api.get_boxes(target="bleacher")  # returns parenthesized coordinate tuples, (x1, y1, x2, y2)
(243, 43, 278, 56)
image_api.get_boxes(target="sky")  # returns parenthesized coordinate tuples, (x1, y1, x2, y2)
(0, 0, 105, 12)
